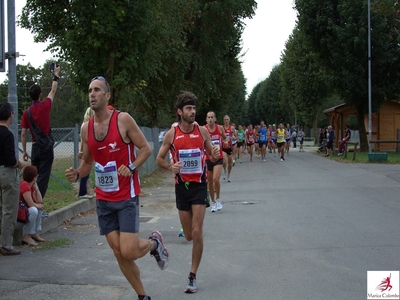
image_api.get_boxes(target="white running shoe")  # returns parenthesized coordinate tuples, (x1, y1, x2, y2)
(185, 276, 197, 293)
(232, 159, 235, 166)
(211, 202, 217, 212)
(216, 199, 223, 211)
(149, 231, 169, 270)
(227, 175, 231, 182)
(223, 170, 227, 180)
(280, 158, 283, 162)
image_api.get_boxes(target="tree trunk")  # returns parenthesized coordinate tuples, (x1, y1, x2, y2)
(313, 103, 318, 143)
(356, 106, 368, 152)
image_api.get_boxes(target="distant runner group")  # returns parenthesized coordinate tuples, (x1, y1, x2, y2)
(164, 111, 306, 218)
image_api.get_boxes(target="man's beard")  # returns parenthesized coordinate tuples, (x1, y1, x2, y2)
(182, 114, 195, 124)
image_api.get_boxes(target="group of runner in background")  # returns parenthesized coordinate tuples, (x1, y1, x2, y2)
(201, 112, 305, 213)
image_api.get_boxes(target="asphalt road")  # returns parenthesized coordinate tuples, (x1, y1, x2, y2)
(1, 148, 400, 300)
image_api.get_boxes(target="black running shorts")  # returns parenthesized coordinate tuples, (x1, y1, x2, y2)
(222, 147, 233, 155)
(206, 158, 223, 171)
(277, 142, 285, 148)
(175, 182, 208, 211)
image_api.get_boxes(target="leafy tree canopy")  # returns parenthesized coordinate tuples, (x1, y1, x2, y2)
(19, 0, 257, 127)
(290, 0, 400, 150)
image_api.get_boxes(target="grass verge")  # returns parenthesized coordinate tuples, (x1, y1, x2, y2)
(32, 238, 74, 251)
(314, 149, 400, 163)
(140, 168, 169, 187)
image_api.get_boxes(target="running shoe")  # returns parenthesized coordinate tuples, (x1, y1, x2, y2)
(137, 296, 151, 300)
(227, 175, 231, 182)
(178, 228, 185, 237)
(149, 231, 169, 270)
(280, 158, 283, 162)
(185, 276, 197, 293)
(223, 170, 227, 180)
(216, 198, 223, 211)
(239, 160, 242, 163)
(211, 202, 217, 212)
(232, 159, 235, 166)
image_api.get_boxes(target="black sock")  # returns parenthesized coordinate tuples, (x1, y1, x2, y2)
(189, 272, 196, 279)
(150, 238, 158, 252)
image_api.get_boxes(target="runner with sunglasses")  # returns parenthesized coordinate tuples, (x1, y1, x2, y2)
(66, 76, 168, 300)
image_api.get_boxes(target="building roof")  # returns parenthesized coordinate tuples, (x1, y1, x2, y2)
(323, 103, 357, 116)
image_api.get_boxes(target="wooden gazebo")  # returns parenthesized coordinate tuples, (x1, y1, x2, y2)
(323, 104, 357, 149)
(323, 101, 400, 151)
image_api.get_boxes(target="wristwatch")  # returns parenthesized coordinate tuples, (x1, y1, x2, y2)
(128, 163, 136, 173)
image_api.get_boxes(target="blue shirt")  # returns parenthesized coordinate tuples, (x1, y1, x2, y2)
(258, 126, 267, 142)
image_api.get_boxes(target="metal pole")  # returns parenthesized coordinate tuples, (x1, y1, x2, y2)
(368, 0, 372, 153)
(7, 0, 18, 156)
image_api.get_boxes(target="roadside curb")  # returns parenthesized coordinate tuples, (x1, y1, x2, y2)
(41, 197, 96, 234)
(13, 197, 96, 245)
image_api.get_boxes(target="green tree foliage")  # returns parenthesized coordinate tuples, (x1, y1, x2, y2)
(247, 82, 262, 125)
(294, 0, 400, 150)
(20, 0, 184, 109)
(176, 0, 256, 124)
(254, 65, 287, 126)
(19, 0, 256, 127)
(2, 62, 86, 127)
(280, 27, 332, 137)
(225, 66, 248, 126)
(0, 63, 42, 119)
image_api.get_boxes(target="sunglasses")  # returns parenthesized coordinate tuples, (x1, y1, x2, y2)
(91, 76, 110, 92)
